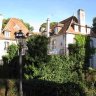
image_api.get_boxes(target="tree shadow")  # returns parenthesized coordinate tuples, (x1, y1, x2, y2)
(22, 79, 86, 96)
(0, 56, 19, 79)
(0, 79, 87, 96)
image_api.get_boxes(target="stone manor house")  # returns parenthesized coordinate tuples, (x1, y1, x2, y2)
(43, 9, 96, 68)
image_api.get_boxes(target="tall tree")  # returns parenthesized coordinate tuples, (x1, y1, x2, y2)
(39, 22, 57, 32)
(2, 18, 10, 29)
(92, 17, 96, 33)
(24, 35, 49, 79)
(20, 19, 34, 32)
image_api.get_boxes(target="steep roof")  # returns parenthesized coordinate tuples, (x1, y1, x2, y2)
(0, 18, 29, 40)
(59, 16, 78, 34)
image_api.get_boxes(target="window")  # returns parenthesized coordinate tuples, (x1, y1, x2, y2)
(4, 41, 9, 50)
(60, 42, 62, 46)
(59, 49, 64, 54)
(52, 39, 56, 50)
(74, 25, 78, 32)
(87, 28, 91, 34)
(89, 57, 93, 68)
(54, 27, 58, 34)
(14, 24, 20, 30)
(90, 40, 94, 48)
(5, 31, 10, 38)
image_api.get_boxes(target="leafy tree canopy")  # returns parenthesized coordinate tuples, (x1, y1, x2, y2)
(39, 22, 57, 32)
(20, 19, 34, 32)
(2, 18, 10, 29)
(24, 35, 49, 79)
(92, 17, 96, 33)
(2, 44, 18, 62)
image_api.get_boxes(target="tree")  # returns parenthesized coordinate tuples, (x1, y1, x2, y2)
(20, 19, 34, 32)
(92, 17, 96, 33)
(24, 35, 49, 79)
(2, 44, 19, 78)
(39, 55, 79, 83)
(2, 44, 18, 62)
(39, 22, 57, 32)
(2, 18, 10, 29)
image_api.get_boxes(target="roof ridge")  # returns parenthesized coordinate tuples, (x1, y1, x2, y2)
(60, 16, 77, 24)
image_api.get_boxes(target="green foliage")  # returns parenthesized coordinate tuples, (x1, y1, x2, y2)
(39, 22, 57, 32)
(26, 35, 49, 62)
(39, 55, 79, 83)
(68, 34, 96, 95)
(59, 82, 86, 96)
(24, 35, 49, 79)
(21, 19, 34, 31)
(68, 35, 87, 80)
(3, 44, 18, 62)
(1, 34, 93, 95)
(92, 17, 96, 33)
(5, 80, 18, 96)
(2, 18, 10, 29)
(1, 44, 19, 79)
(7, 44, 18, 61)
(24, 34, 90, 84)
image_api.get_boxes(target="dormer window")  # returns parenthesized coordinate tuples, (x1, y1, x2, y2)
(54, 27, 58, 34)
(14, 24, 20, 30)
(87, 27, 91, 34)
(74, 24, 78, 32)
(5, 31, 10, 38)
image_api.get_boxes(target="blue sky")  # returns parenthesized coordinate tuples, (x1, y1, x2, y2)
(0, 0, 96, 31)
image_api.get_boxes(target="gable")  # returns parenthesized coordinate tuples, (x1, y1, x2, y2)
(58, 16, 78, 34)
(1, 18, 29, 39)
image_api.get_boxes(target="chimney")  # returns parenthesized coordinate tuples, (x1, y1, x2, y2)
(77, 9, 85, 26)
(77, 9, 86, 34)
(0, 14, 3, 33)
(46, 18, 50, 37)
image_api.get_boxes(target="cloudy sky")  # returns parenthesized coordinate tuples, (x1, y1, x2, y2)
(0, 0, 96, 31)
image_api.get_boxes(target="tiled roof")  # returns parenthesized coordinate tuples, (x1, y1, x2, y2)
(59, 16, 78, 34)
(0, 18, 29, 40)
